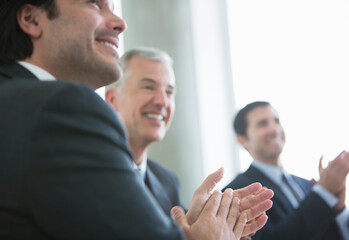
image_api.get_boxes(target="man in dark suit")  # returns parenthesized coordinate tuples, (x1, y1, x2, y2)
(224, 101, 349, 239)
(0, 1, 274, 239)
(105, 47, 186, 215)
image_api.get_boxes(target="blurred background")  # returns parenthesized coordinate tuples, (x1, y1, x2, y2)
(97, 0, 349, 206)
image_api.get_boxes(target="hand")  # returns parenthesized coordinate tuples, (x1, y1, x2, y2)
(318, 151, 349, 195)
(172, 189, 247, 240)
(185, 167, 225, 225)
(235, 186, 274, 237)
(174, 168, 273, 239)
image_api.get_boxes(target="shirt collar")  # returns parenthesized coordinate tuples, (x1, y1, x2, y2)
(18, 61, 56, 81)
(251, 160, 286, 184)
(132, 153, 148, 179)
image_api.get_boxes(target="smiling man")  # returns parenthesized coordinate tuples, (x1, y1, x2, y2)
(0, 1, 274, 239)
(105, 47, 183, 216)
(224, 101, 349, 240)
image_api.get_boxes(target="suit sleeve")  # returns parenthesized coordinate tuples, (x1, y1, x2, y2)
(255, 191, 338, 240)
(27, 83, 183, 240)
(226, 175, 338, 240)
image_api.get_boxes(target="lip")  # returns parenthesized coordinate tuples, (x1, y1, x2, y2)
(144, 109, 167, 118)
(96, 37, 119, 55)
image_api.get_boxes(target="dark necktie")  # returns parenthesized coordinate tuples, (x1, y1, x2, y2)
(282, 174, 302, 203)
(136, 167, 144, 187)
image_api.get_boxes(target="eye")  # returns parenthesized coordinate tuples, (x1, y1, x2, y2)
(89, 0, 101, 8)
(144, 85, 154, 90)
(166, 89, 174, 96)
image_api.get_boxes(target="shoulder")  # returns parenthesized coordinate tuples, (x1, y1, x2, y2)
(223, 165, 262, 190)
(147, 159, 180, 184)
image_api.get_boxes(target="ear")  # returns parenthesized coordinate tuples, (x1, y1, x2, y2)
(237, 134, 249, 150)
(105, 88, 119, 111)
(17, 4, 44, 39)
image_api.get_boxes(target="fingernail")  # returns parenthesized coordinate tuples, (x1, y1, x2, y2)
(170, 208, 177, 219)
(340, 152, 346, 159)
(225, 188, 233, 196)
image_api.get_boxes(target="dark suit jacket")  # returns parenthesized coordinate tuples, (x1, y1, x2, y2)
(145, 159, 186, 217)
(223, 165, 343, 240)
(0, 63, 183, 240)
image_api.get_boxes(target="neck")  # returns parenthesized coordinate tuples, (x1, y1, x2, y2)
(129, 139, 149, 166)
(253, 155, 281, 167)
(24, 57, 102, 90)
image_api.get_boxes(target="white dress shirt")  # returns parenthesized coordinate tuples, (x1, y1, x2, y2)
(18, 61, 56, 81)
(252, 160, 349, 239)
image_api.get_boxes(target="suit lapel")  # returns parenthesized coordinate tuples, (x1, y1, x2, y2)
(145, 167, 172, 215)
(246, 166, 295, 213)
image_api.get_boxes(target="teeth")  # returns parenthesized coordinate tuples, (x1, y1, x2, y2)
(100, 41, 117, 51)
(146, 114, 164, 121)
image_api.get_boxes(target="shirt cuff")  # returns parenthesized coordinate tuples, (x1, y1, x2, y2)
(312, 184, 338, 208)
(336, 208, 349, 240)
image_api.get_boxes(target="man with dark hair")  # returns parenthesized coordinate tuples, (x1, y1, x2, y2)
(224, 101, 349, 239)
(0, 1, 273, 239)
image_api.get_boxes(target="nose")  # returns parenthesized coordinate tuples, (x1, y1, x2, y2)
(153, 89, 170, 107)
(268, 121, 282, 136)
(106, 12, 127, 34)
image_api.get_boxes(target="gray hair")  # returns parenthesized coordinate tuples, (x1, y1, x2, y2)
(106, 47, 174, 92)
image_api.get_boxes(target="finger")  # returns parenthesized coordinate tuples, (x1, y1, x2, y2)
(330, 151, 349, 176)
(217, 188, 234, 218)
(200, 190, 222, 216)
(186, 168, 224, 224)
(240, 188, 274, 214)
(242, 214, 268, 237)
(233, 212, 247, 239)
(244, 199, 273, 222)
(234, 182, 262, 199)
(226, 196, 240, 227)
(171, 206, 189, 231)
(318, 154, 324, 172)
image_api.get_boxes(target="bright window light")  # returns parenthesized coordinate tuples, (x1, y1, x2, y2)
(227, 0, 349, 199)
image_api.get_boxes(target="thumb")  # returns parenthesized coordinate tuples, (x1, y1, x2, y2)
(200, 167, 224, 194)
(186, 167, 224, 224)
(318, 154, 324, 172)
(171, 206, 188, 228)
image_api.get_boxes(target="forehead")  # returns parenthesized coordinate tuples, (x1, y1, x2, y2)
(246, 105, 279, 124)
(126, 57, 176, 86)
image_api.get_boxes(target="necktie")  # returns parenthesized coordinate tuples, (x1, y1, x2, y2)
(136, 167, 144, 187)
(282, 174, 302, 203)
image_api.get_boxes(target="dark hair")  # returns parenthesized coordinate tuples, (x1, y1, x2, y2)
(0, 0, 58, 64)
(233, 101, 270, 136)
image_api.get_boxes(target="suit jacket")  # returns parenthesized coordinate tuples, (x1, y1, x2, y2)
(0, 63, 184, 240)
(145, 159, 186, 217)
(223, 165, 343, 240)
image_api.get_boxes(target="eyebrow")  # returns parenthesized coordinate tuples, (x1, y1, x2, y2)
(139, 78, 176, 90)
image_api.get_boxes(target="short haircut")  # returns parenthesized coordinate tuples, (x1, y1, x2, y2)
(233, 101, 271, 136)
(106, 47, 173, 93)
(0, 0, 58, 64)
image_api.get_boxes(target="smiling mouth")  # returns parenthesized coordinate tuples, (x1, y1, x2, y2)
(145, 113, 164, 121)
(97, 40, 118, 54)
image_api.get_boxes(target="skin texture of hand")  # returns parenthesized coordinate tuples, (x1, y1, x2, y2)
(236, 187, 273, 237)
(171, 189, 247, 240)
(318, 151, 349, 196)
(171, 168, 274, 239)
(316, 153, 347, 212)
